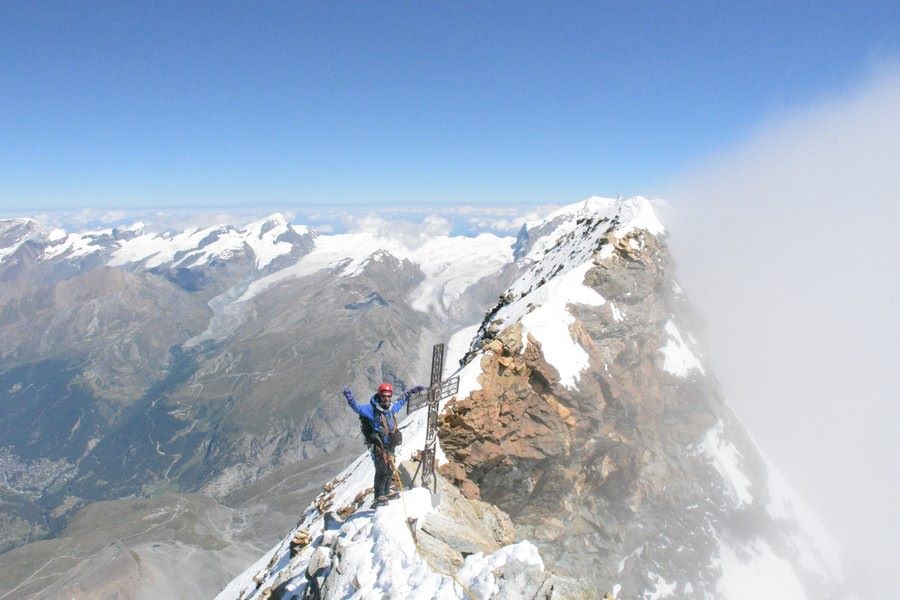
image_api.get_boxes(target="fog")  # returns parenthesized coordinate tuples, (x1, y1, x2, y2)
(662, 67, 899, 596)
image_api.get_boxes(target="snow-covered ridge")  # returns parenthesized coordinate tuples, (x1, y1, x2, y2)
(524, 195, 664, 239)
(108, 213, 307, 269)
(0, 213, 311, 270)
(514, 196, 664, 297)
(474, 196, 667, 388)
(216, 356, 529, 599)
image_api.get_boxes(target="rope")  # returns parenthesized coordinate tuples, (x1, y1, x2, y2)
(382, 451, 478, 600)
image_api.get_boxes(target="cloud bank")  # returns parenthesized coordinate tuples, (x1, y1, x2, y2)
(664, 65, 900, 597)
(10, 204, 548, 239)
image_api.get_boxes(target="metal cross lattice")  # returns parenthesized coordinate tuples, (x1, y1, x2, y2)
(416, 343, 459, 490)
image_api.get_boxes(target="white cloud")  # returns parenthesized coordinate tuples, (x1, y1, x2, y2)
(17, 208, 301, 234)
(345, 213, 452, 249)
(162, 211, 257, 231)
(665, 65, 900, 598)
(99, 210, 127, 224)
(12, 204, 551, 238)
(466, 216, 526, 231)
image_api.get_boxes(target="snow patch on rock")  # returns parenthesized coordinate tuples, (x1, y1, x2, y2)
(659, 320, 705, 377)
(517, 261, 605, 388)
(644, 572, 677, 599)
(698, 420, 753, 507)
(318, 487, 443, 598)
(456, 540, 545, 598)
(610, 302, 624, 322)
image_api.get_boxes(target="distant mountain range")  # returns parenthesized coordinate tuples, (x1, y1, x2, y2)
(0, 199, 853, 598)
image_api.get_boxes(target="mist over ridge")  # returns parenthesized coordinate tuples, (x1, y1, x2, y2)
(662, 66, 900, 597)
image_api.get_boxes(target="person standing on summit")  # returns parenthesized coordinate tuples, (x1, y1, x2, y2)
(343, 382, 425, 507)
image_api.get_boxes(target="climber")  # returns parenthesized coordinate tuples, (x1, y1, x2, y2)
(342, 382, 425, 507)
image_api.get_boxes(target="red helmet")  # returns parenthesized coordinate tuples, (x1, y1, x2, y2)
(377, 383, 393, 395)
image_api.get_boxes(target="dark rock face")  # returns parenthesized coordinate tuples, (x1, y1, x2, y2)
(439, 229, 847, 598)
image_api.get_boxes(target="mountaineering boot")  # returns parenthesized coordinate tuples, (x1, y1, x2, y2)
(374, 496, 388, 507)
(387, 489, 400, 500)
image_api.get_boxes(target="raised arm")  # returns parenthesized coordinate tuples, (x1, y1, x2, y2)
(343, 386, 365, 416)
(393, 385, 426, 414)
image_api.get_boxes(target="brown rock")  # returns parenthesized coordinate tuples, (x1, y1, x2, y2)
(438, 462, 481, 500)
(289, 529, 312, 556)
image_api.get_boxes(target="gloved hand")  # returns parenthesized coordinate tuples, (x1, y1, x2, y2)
(409, 385, 426, 395)
(343, 386, 354, 401)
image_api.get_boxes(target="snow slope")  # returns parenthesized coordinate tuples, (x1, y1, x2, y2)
(215, 353, 520, 600)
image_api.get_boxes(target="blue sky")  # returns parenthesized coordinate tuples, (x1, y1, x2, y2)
(1, 1, 897, 211)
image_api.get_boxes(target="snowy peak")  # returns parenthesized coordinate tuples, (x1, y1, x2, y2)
(0, 217, 131, 266)
(525, 195, 664, 237)
(0, 217, 43, 263)
(510, 196, 665, 305)
(0, 216, 37, 238)
(0, 212, 315, 272)
(468, 196, 673, 386)
(107, 212, 312, 270)
(512, 196, 664, 260)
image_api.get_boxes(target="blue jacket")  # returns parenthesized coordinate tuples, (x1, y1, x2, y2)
(344, 389, 412, 447)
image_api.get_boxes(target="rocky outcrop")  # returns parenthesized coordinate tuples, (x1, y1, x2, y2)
(398, 459, 516, 572)
(226, 455, 595, 600)
(438, 324, 577, 506)
(438, 224, 848, 597)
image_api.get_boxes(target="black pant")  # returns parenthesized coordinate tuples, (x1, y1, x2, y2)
(371, 446, 394, 499)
